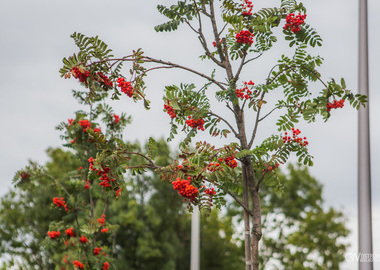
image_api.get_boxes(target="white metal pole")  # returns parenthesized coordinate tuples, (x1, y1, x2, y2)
(358, 0, 373, 269)
(190, 207, 200, 270)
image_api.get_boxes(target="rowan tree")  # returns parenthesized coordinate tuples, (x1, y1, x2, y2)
(12, 0, 365, 269)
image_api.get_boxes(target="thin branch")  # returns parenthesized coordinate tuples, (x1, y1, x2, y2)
(243, 53, 264, 65)
(208, 111, 239, 137)
(185, 19, 199, 34)
(127, 151, 156, 166)
(218, 23, 228, 36)
(256, 173, 266, 190)
(226, 102, 238, 117)
(192, 0, 225, 68)
(234, 52, 247, 83)
(248, 92, 266, 149)
(126, 164, 161, 170)
(258, 106, 281, 122)
(241, 98, 248, 111)
(136, 66, 175, 79)
(266, 64, 292, 85)
(46, 174, 71, 198)
(89, 190, 95, 219)
(87, 56, 134, 68)
(144, 56, 227, 90)
(203, 178, 252, 215)
(266, 64, 329, 90)
(102, 197, 109, 216)
(228, 191, 253, 216)
(209, 0, 226, 64)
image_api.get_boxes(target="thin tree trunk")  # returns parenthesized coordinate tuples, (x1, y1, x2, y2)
(242, 165, 252, 270)
(247, 160, 262, 270)
(250, 188, 262, 270)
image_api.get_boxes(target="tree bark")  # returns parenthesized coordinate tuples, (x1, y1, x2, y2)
(242, 165, 252, 270)
(241, 158, 262, 270)
(247, 161, 262, 270)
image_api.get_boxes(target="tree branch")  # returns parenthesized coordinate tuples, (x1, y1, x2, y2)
(243, 53, 264, 65)
(192, 0, 225, 68)
(143, 56, 227, 90)
(208, 111, 239, 138)
(248, 92, 266, 149)
(228, 191, 253, 216)
(258, 106, 281, 122)
(234, 52, 247, 83)
(209, 0, 226, 65)
(203, 178, 252, 215)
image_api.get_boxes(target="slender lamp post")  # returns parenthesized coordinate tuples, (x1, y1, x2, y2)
(190, 207, 200, 270)
(358, 0, 373, 269)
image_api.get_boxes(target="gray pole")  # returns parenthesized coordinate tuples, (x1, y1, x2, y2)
(190, 207, 200, 270)
(358, 0, 373, 269)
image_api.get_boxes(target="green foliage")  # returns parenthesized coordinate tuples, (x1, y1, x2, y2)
(285, 24, 323, 48)
(258, 164, 349, 269)
(1, 144, 244, 270)
(155, 1, 197, 32)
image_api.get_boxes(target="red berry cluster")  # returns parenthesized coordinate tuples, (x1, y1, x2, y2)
(113, 114, 120, 124)
(219, 156, 238, 168)
(174, 165, 183, 172)
(71, 67, 90, 84)
(73, 260, 85, 269)
(292, 101, 304, 114)
(164, 103, 177, 118)
(20, 171, 30, 179)
(79, 119, 91, 132)
(263, 163, 280, 173)
(83, 179, 90, 189)
(284, 13, 307, 33)
(172, 177, 199, 201)
(117, 77, 134, 97)
(47, 230, 61, 239)
(103, 262, 110, 270)
(282, 127, 309, 147)
(70, 67, 114, 90)
(241, 0, 253, 16)
(186, 116, 205, 131)
(115, 186, 122, 197)
(236, 80, 255, 100)
(93, 247, 102, 256)
(327, 99, 345, 112)
(79, 236, 88, 244)
(97, 214, 106, 226)
(212, 38, 222, 47)
(88, 157, 113, 188)
(236, 30, 254, 44)
(65, 227, 76, 237)
(63, 255, 69, 264)
(205, 187, 216, 196)
(207, 162, 221, 172)
(98, 214, 109, 233)
(53, 197, 68, 212)
(97, 71, 113, 90)
(68, 118, 74, 126)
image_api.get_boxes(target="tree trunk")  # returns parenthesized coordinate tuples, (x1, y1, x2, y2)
(242, 159, 262, 270)
(242, 165, 252, 270)
(250, 187, 262, 270)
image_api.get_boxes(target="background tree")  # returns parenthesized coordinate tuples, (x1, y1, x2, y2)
(2, 150, 348, 269)
(259, 164, 349, 269)
(2, 144, 243, 270)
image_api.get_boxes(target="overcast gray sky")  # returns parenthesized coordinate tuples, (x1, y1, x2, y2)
(0, 0, 379, 269)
